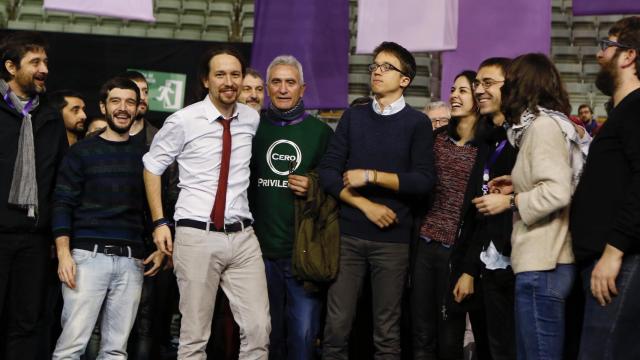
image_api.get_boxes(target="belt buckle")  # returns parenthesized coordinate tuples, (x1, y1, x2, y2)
(103, 245, 118, 256)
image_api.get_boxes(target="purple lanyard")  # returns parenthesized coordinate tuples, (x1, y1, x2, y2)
(3, 90, 35, 117)
(269, 112, 308, 127)
(482, 140, 507, 195)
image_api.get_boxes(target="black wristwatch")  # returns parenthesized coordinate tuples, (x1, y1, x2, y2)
(510, 193, 518, 212)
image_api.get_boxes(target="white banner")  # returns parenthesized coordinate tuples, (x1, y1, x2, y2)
(44, 0, 154, 22)
(356, 0, 458, 54)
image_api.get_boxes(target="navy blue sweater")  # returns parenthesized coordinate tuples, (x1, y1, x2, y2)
(318, 103, 436, 243)
(52, 135, 146, 250)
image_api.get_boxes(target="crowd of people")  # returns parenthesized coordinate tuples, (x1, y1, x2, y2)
(0, 14, 639, 360)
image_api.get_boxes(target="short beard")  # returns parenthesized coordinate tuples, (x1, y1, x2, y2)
(106, 112, 133, 134)
(70, 126, 85, 135)
(595, 55, 619, 97)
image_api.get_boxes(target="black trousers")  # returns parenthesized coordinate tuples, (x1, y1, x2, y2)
(410, 240, 466, 360)
(481, 268, 516, 360)
(0, 232, 49, 360)
(323, 235, 409, 360)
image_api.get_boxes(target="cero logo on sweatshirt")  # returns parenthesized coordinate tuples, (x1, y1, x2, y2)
(265, 139, 302, 176)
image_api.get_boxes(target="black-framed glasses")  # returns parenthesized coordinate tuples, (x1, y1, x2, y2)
(471, 78, 504, 91)
(368, 62, 408, 77)
(598, 38, 634, 52)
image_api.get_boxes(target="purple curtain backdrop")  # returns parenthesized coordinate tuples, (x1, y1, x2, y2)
(44, 0, 154, 21)
(441, 0, 551, 101)
(251, 0, 349, 109)
(573, 1, 640, 15)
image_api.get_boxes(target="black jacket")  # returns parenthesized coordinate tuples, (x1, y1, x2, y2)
(455, 125, 518, 278)
(0, 95, 67, 234)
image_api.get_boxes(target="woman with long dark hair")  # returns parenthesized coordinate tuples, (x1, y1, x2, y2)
(411, 70, 486, 359)
(475, 53, 590, 359)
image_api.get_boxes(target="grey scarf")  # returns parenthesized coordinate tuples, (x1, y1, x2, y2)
(0, 79, 40, 218)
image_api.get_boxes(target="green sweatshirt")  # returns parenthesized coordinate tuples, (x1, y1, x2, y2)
(250, 114, 333, 259)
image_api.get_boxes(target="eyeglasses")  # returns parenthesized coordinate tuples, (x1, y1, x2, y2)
(598, 38, 634, 52)
(431, 117, 450, 129)
(368, 63, 408, 77)
(472, 78, 504, 91)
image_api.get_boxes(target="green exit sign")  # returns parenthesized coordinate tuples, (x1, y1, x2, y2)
(129, 69, 187, 113)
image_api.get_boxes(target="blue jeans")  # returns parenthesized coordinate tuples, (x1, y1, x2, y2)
(52, 249, 144, 360)
(579, 254, 640, 360)
(515, 264, 576, 360)
(264, 258, 322, 360)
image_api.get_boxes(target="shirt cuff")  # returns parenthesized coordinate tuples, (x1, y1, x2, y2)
(143, 153, 167, 176)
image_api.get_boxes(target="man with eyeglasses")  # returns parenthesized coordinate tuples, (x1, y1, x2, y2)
(319, 41, 436, 359)
(464, 57, 519, 359)
(423, 100, 451, 129)
(571, 16, 640, 359)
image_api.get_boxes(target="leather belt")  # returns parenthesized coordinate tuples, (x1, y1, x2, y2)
(74, 243, 145, 259)
(176, 219, 252, 233)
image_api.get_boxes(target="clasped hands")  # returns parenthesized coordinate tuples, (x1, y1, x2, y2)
(343, 169, 397, 229)
(472, 175, 513, 215)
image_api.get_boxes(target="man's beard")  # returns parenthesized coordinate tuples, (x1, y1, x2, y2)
(595, 56, 619, 97)
(135, 103, 148, 120)
(106, 110, 134, 134)
(70, 124, 85, 135)
(216, 85, 239, 105)
(16, 73, 46, 96)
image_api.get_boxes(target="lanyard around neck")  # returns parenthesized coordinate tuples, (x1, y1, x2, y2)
(482, 140, 507, 195)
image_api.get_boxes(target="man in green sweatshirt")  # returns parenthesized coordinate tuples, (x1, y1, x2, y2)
(250, 54, 332, 360)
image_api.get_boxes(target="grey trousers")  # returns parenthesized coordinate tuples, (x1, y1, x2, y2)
(323, 235, 409, 360)
(173, 225, 270, 360)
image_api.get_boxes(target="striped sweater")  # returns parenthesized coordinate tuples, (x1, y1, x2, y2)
(52, 135, 146, 250)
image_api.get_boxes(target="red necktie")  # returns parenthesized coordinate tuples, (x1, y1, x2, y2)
(210, 117, 232, 230)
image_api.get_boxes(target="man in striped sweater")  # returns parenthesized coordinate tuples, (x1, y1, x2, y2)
(51, 77, 165, 359)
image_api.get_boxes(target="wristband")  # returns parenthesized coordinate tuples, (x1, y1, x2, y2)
(153, 218, 171, 229)
(364, 170, 370, 184)
(373, 169, 378, 185)
(510, 193, 518, 212)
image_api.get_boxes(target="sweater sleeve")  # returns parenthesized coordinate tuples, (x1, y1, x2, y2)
(608, 112, 640, 252)
(397, 116, 436, 195)
(517, 116, 572, 226)
(318, 110, 350, 199)
(52, 147, 84, 238)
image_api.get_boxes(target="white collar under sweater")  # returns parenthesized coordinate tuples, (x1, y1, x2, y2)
(372, 95, 406, 116)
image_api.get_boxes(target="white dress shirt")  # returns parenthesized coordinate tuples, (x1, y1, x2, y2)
(372, 95, 406, 116)
(143, 95, 260, 223)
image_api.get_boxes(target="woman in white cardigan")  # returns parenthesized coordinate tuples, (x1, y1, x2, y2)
(473, 53, 589, 360)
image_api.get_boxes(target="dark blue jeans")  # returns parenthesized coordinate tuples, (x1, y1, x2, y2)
(264, 257, 323, 360)
(515, 264, 576, 360)
(579, 254, 640, 360)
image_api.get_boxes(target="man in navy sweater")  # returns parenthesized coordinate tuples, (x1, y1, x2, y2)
(319, 41, 436, 359)
(51, 77, 164, 359)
